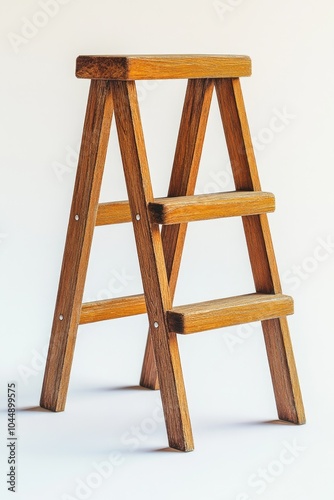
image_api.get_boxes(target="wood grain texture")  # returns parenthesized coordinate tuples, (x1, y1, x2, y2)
(262, 317, 305, 423)
(80, 294, 146, 324)
(96, 201, 131, 225)
(215, 78, 278, 291)
(76, 54, 251, 80)
(140, 78, 214, 390)
(215, 77, 305, 424)
(149, 191, 275, 225)
(112, 79, 194, 451)
(41, 56, 305, 451)
(167, 293, 293, 334)
(95, 190, 273, 226)
(40, 81, 113, 412)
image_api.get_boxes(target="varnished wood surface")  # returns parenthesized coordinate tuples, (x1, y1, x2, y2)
(140, 79, 214, 390)
(41, 57, 305, 450)
(40, 80, 114, 412)
(96, 201, 131, 225)
(215, 78, 279, 290)
(215, 77, 305, 424)
(112, 79, 194, 451)
(263, 317, 305, 424)
(167, 293, 293, 334)
(80, 294, 146, 324)
(96, 192, 274, 226)
(76, 54, 251, 80)
(149, 191, 275, 225)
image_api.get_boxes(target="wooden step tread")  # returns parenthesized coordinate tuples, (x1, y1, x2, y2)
(96, 191, 275, 226)
(167, 293, 293, 334)
(76, 54, 251, 81)
(149, 191, 275, 225)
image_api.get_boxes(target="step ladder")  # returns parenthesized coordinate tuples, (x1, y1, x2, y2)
(40, 55, 305, 451)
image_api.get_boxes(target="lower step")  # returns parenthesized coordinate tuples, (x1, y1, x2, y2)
(167, 293, 293, 334)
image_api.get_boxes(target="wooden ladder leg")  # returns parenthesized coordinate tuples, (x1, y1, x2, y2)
(215, 77, 305, 424)
(112, 80, 194, 451)
(140, 78, 214, 389)
(40, 80, 113, 411)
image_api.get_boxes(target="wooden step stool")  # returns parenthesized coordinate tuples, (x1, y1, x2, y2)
(40, 55, 305, 451)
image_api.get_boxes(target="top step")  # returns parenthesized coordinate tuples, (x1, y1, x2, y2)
(76, 54, 251, 80)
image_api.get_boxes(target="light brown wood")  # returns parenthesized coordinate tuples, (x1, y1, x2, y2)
(96, 201, 131, 225)
(41, 56, 305, 451)
(95, 190, 274, 226)
(215, 77, 305, 424)
(167, 293, 293, 334)
(140, 78, 214, 390)
(40, 80, 114, 412)
(112, 79, 194, 451)
(215, 78, 279, 290)
(262, 317, 305, 423)
(149, 191, 275, 225)
(80, 294, 146, 324)
(76, 54, 251, 81)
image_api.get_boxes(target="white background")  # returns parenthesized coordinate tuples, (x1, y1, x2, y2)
(1, 0, 334, 499)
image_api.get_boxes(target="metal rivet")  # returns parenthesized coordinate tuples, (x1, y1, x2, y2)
(154, 321, 159, 328)
(59, 315, 64, 321)
(135, 214, 141, 221)
(75, 215, 79, 221)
